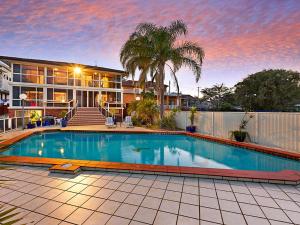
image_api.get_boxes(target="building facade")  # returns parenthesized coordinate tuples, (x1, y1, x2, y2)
(0, 60, 10, 101)
(0, 56, 125, 118)
(122, 80, 180, 110)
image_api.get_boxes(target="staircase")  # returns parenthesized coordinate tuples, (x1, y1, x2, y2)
(67, 107, 106, 126)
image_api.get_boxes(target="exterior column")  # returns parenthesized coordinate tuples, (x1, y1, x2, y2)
(87, 91, 89, 107)
(43, 87, 47, 116)
(73, 89, 76, 105)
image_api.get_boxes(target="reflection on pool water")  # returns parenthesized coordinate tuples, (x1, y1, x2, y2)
(2, 132, 300, 172)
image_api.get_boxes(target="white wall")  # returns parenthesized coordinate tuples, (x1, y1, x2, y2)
(175, 111, 300, 153)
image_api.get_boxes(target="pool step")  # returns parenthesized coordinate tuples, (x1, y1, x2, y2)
(68, 107, 106, 126)
(49, 164, 81, 174)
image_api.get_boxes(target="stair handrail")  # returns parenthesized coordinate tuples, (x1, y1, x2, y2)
(65, 99, 78, 120)
(98, 101, 114, 118)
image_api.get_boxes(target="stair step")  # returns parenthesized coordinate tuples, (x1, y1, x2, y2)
(67, 107, 107, 127)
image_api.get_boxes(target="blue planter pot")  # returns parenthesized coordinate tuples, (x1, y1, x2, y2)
(42, 121, 50, 126)
(27, 123, 35, 129)
(61, 119, 68, 127)
(36, 121, 41, 127)
(186, 126, 196, 133)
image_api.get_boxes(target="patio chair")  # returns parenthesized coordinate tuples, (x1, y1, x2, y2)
(124, 116, 134, 128)
(105, 117, 116, 128)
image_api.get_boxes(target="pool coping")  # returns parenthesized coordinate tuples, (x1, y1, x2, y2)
(0, 128, 300, 185)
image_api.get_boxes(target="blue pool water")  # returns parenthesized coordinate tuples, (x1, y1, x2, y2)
(1, 132, 300, 172)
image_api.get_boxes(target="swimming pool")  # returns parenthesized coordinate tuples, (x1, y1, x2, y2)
(1, 131, 299, 172)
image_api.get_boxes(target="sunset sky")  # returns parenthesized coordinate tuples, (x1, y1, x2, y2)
(0, 0, 299, 96)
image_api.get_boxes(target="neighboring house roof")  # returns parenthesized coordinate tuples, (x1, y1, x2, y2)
(0, 56, 126, 74)
(181, 94, 197, 99)
(122, 80, 168, 88)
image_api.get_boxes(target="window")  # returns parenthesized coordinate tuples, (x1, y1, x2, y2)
(13, 64, 21, 82)
(47, 68, 68, 85)
(72, 71, 100, 87)
(116, 92, 121, 102)
(100, 74, 121, 89)
(21, 65, 44, 84)
(47, 88, 71, 107)
(12, 86, 43, 107)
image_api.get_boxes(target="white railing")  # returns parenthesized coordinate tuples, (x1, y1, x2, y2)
(175, 111, 300, 153)
(99, 101, 124, 119)
(0, 116, 30, 134)
(65, 99, 78, 120)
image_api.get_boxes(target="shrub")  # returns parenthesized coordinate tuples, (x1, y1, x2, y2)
(30, 111, 40, 122)
(59, 110, 67, 118)
(189, 107, 197, 126)
(128, 98, 159, 126)
(160, 109, 178, 130)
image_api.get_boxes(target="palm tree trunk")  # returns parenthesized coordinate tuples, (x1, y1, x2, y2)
(159, 86, 164, 119)
(158, 64, 165, 120)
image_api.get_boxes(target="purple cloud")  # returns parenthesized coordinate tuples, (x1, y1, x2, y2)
(0, 0, 299, 95)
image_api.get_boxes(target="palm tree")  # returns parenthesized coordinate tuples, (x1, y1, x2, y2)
(120, 20, 204, 119)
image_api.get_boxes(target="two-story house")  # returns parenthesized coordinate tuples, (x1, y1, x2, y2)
(0, 56, 125, 119)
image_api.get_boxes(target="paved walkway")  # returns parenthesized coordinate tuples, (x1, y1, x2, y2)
(0, 166, 300, 225)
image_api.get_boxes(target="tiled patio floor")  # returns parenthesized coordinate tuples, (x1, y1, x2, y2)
(1, 166, 300, 225)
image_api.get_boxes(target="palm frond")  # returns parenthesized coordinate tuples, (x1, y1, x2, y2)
(166, 63, 180, 95)
(135, 23, 157, 36)
(168, 20, 187, 39)
(181, 57, 202, 82)
(0, 206, 22, 224)
(175, 41, 205, 64)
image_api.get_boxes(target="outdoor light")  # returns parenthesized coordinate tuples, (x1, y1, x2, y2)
(74, 67, 81, 74)
(19, 93, 27, 100)
(135, 96, 141, 101)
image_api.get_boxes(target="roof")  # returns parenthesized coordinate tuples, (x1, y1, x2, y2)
(0, 56, 126, 74)
(122, 80, 168, 88)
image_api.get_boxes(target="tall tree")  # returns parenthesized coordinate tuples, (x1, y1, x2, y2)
(120, 20, 204, 119)
(234, 69, 300, 111)
(201, 83, 234, 110)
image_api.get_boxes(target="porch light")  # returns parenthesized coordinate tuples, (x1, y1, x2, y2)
(135, 96, 141, 101)
(19, 93, 27, 100)
(74, 67, 81, 74)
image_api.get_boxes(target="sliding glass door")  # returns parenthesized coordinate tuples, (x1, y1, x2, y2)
(76, 90, 100, 107)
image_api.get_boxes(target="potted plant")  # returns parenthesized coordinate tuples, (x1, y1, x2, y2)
(36, 115, 42, 127)
(27, 111, 38, 129)
(230, 112, 254, 142)
(59, 110, 68, 127)
(186, 107, 197, 133)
